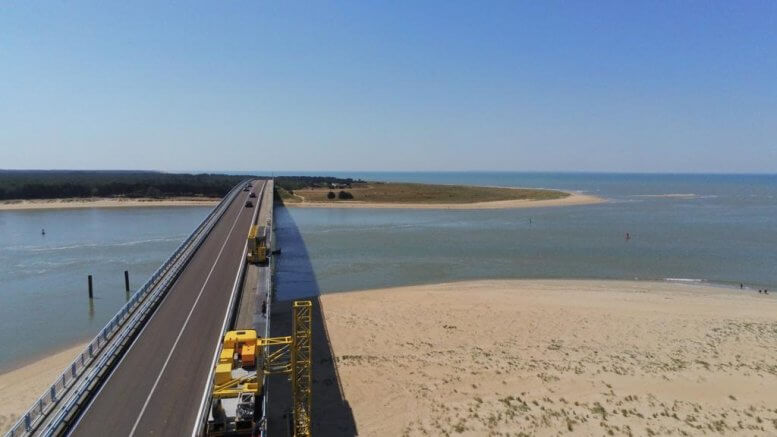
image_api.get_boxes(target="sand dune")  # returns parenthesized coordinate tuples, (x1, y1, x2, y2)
(319, 280, 777, 436)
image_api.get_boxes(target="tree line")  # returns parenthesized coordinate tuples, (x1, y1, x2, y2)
(0, 170, 255, 200)
(274, 176, 363, 191)
(0, 170, 365, 201)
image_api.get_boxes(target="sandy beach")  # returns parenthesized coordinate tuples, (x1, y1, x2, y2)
(4, 280, 776, 435)
(287, 191, 603, 210)
(319, 280, 777, 436)
(0, 197, 220, 211)
(0, 343, 86, 433)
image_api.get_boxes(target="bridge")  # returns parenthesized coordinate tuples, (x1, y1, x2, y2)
(7, 179, 280, 437)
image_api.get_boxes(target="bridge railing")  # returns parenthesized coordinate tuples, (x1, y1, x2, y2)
(260, 182, 275, 437)
(6, 180, 251, 437)
(191, 180, 267, 437)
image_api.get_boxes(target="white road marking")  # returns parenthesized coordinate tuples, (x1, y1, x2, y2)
(66, 189, 244, 437)
(190, 181, 264, 436)
(128, 192, 248, 437)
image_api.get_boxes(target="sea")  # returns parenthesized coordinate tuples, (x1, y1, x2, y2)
(2, 172, 776, 371)
(0, 207, 212, 371)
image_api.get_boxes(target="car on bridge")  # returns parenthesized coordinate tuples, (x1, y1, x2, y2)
(245, 200, 253, 208)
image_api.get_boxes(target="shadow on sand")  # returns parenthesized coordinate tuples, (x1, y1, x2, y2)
(266, 204, 357, 437)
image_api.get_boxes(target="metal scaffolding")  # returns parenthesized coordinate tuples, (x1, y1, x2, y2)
(291, 301, 312, 437)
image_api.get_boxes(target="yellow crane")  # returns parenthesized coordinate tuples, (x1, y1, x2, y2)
(207, 300, 312, 437)
(246, 225, 268, 264)
(291, 301, 312, 437)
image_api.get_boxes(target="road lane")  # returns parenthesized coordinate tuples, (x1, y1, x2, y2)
(68, 180, 265, 436)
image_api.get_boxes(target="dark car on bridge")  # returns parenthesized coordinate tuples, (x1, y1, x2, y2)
(245, 200, 253, 207)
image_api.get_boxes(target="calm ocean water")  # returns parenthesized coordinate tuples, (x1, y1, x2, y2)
(273, 172, 777, 299)
(2, 173, 777, 370)
(0, 207, 211, 371)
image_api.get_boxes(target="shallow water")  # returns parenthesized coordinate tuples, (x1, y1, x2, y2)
(3, 173, 777, 370)
(273, 173, 777, 299)
(0, 207, 211, 371)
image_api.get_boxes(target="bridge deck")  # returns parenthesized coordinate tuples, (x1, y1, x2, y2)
(68, 180, 265, 436)
(234, 180, 273, 333)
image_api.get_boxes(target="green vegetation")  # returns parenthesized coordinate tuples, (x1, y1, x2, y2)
(0, 171, 570, 206)
(272, 176, 363, 203)
(285, 181, 569, 204)
(274, 176, 363, 191)
(273, 186, 301, 203)
(0, 170, 255, 200)
(337, 190, 354, 200)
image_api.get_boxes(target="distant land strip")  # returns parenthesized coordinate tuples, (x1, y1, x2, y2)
(0, 171, 602, 211)
(0, 197, 222, 211)
(0, 171, 357, 205)
(277, 181, 604, 209)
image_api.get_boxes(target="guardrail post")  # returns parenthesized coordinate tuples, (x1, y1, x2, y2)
(8, 181, 249, 437)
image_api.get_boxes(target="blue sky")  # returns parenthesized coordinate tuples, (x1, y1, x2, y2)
(1, 1, 775, 173)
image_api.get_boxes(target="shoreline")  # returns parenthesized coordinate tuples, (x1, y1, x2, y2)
(4, 279, 775, 433)
(323, 276, 770, 298)
(285, 190, 604, 210)
(0, 197, 221, 211)
(318, 279, 777, 435)
(0, 342, 87, 433)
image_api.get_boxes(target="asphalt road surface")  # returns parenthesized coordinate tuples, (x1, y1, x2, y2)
(68, 180, 265, 436)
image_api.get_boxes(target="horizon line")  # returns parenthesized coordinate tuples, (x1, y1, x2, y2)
(1, 168, 776, 176)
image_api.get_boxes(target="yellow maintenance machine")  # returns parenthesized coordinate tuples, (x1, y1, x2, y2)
(206, 300, 313, 437)
(246, 225, 268, 264)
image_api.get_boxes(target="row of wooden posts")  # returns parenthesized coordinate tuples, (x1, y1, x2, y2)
(87, 270, 131, 299)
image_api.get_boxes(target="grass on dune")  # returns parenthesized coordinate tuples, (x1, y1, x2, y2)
(288, 182, 568, 204)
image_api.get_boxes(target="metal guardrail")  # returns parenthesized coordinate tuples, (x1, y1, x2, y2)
(191, 180, 268, 437)
(260, 182, 275, 437)
(6, 180, 251, 437)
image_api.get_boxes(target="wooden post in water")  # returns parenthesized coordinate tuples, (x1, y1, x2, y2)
(124, 270, 130, 292)
(88, 275, 93, 299)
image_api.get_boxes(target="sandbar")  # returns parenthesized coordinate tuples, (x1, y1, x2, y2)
(319, 279, 777, 435)
(286, 191, 603, 210)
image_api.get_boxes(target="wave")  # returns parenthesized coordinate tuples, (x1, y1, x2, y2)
(633, 193, 698, 198)
(8, 236, 184, 253)
(664, 278, 705, 283)
(632, 193, 720, 200)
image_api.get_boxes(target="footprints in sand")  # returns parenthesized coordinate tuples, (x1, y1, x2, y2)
(320, 281, 777, 436)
